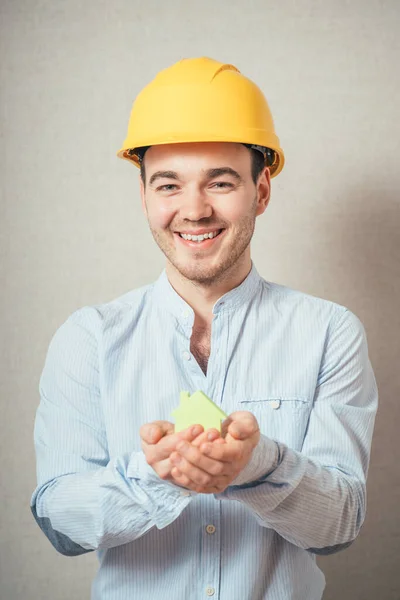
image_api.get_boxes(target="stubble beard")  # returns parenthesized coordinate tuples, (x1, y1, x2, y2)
(149, 197, 258, 287)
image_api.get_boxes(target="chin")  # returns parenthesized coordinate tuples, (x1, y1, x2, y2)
(171, 256, 240, 286)
(152, 227, 251, 285)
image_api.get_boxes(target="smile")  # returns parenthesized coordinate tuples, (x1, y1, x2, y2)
(174, 229, 225, 247)
(179, 229, 222, 242)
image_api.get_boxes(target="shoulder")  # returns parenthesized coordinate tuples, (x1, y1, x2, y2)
(50, 280, 156, 346)
(259, 278, 365, 335)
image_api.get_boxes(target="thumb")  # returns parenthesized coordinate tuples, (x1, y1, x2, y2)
(227, 411, 259, 440)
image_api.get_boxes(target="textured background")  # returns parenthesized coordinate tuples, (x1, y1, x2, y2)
(1, 1, 399, 598)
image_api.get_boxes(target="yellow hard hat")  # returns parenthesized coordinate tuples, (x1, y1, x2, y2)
(117, 57, 285, 177)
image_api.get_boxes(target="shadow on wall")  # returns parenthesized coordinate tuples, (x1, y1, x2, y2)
(316, 185, 400, 600)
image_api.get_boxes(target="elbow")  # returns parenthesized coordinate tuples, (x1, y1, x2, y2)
(307, 479, 366, 556)
(31, 504, 93, 557)
(307, 538, 356, 555)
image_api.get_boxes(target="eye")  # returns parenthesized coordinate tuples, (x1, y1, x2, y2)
(157, 184, 178, 192)
(210, 182, 234, 189)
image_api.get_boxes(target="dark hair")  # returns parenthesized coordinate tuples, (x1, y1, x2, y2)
(249, 148, 267, 184)
(138, 145, 267, 187)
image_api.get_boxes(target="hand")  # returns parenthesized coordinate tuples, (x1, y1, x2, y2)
(140, 421, 221, 481)
(169, 411, 260, 494)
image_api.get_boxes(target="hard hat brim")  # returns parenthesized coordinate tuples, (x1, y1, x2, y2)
(117, 140, 284, 178)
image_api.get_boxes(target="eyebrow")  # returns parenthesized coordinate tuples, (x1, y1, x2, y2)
(206, 167, 243, 182)
(149, 170, 180, 186)
(148, 167, 243, 186)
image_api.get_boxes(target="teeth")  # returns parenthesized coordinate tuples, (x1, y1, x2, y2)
(180, 230, 220, 241)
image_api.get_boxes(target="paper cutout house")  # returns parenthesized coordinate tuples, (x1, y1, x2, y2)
(172, 390, 228, 433)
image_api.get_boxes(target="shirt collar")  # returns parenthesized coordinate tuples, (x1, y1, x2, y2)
(153, 262, 262, 322)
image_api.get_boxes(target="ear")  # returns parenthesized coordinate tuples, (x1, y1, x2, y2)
(255, 167, 271, 217)
(139, 176, 147, 217)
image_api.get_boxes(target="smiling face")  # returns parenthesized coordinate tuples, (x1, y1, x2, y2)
(140, 142, 270, 287)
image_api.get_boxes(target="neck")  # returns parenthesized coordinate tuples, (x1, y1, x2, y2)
(166, 253, 252, 324)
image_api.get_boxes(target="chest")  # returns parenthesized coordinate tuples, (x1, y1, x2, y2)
(100, 310, 326, 457)
(190, 325, 211, 374)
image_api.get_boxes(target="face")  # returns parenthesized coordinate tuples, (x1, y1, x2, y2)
(140, 142, 270, 286)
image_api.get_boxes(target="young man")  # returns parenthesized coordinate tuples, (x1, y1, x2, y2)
(31, 57, 378, 600)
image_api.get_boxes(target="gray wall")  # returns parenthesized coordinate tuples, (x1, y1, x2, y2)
(1, 1, 399, 598)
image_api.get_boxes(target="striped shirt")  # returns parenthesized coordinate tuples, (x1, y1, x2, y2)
(31, 263, 378, 600)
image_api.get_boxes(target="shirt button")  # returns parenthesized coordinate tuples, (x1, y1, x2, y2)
(205, 524, 216, 534)
(270, 400, 281, 410)
(180, 490, 191, 497)
(182, 310, 189, 319)
(182, 351, 191, 361)
(206, 587, 215, 596)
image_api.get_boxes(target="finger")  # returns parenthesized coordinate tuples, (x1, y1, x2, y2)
(227, 411, 259, 440)
(171, 467, 227, 495)
(140, 421, 175, 444)
(152, 457, 172, 480)
(192, 428, 220, 448)
(140, 422, 204, 445)
(144, 425, 204, 464)
(221, 417, 233, 438)
(170, 452, 220, 487)
(179, 425, 205, 442)
(172, 442, 226, 477)
(170, 467, 192, 490)
(214, 437, 225, 445)
(198, 439, 243, 462)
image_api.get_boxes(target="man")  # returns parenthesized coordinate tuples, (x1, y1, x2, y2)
(31, 57, 378, 600)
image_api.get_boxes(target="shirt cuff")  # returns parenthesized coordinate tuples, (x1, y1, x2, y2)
(229, 435, 280, 487)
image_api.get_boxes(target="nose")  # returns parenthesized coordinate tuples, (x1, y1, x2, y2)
(178, 187, 213, 221)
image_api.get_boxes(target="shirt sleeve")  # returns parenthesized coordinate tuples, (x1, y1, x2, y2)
(218, 309, 378, 555)
(31, 308, 193, 556)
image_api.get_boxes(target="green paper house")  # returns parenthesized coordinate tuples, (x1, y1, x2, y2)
(172, 391, 228, 433)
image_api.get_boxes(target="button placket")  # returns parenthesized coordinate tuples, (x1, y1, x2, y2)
(206, 310, 229, 406)
(200, 497, 220, 600)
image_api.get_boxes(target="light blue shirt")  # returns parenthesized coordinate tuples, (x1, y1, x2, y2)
(31, 264, 378, 600)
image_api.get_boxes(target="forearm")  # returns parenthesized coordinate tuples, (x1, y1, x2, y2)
(221, 310, 377, 553)
(220, 436, 364, 552)
(31, 451, 192, 555)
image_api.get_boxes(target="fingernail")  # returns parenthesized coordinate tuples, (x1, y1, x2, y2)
(207, 432, 217, 441)
(191, 425, 202, 436)
(172, 455, 181, 464)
